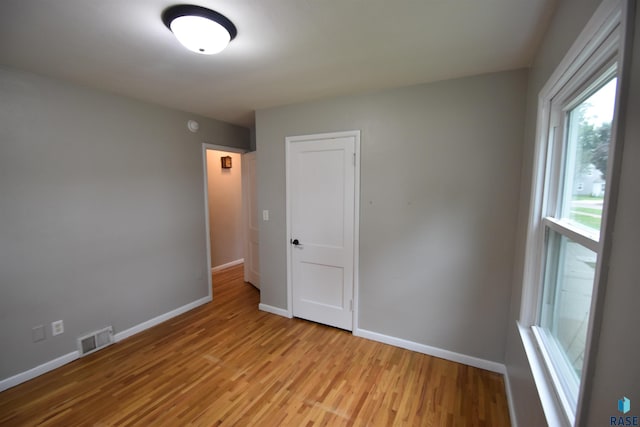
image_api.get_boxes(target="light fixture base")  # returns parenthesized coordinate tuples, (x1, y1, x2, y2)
(162, 5, 237, 54)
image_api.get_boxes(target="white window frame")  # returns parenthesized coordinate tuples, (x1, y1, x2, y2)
(518, 0, 630, 425)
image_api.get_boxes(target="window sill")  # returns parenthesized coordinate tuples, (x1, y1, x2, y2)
(517, 322, 572, 427)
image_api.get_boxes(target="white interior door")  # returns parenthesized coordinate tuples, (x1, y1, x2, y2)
(242, 151, 260, 288)
(288, 132, 358, 331)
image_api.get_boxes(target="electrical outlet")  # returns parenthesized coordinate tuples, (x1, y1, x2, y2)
(262, 210, 269, 221)
(51, 320, 64, 336)
(32, 325, 46, 342)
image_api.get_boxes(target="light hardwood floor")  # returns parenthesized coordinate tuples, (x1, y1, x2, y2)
(0, 265, 511, 426)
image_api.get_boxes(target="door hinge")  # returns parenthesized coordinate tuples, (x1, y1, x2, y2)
(352, 153, 356, 165)
(349, 299, 353, 311)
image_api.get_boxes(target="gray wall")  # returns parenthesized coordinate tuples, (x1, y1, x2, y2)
(0, 66, 249, 380)
(256, 70, 527, 363)
(505, 0, 640, 425)
(206, 150, 244, 268)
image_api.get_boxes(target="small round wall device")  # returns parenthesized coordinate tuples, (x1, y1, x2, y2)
(187, 120, 200, 133)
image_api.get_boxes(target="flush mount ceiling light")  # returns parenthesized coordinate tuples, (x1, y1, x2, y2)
(162, 5, 237, 55)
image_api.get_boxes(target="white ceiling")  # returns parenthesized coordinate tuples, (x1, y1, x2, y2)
(0, 0, 557, 127)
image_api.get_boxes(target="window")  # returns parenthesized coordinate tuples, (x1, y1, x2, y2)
(536, 67, 617, 420)
(520, 0, 627, 425)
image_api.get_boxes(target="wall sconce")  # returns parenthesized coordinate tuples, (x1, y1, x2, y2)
(221, 156, 232, 169)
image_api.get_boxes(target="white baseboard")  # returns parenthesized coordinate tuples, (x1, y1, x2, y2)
(354, 328, 506, 374)
(114, 296, 211, 342)
(0, 351, 79, 392)
(258, 303, 292, 318)
(211, 258, 244, 273)
(503, 367, 519, 427)
(0, 295, 212, 392)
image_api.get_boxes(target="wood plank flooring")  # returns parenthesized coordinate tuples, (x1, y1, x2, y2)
(0, 265, 511, 426)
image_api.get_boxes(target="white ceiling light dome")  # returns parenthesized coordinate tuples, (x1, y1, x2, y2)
(162, 5, 237, 55)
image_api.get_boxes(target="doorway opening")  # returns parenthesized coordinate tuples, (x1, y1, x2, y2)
(202, 144, 259, 299)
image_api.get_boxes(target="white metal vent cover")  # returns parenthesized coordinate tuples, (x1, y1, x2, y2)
(78, 326, 114, 356)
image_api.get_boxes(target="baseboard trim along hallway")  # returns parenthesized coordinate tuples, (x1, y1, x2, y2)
(211, 258, 244, 273)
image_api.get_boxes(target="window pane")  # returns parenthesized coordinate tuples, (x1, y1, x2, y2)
(539, 230, 597, 405)
(560, 78, 617, 235)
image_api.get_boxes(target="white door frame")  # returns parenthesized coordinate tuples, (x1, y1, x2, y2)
(285, 130, 361, 331)
(202, 143, 248, 301)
